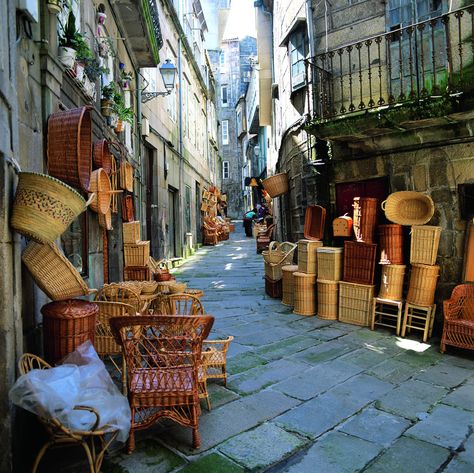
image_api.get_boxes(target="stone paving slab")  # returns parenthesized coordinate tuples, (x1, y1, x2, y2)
(414, 363, 473, 388)
(176, 453, 245, 473)
(289, 339, 356, 365)
(442, 380, 474, 411)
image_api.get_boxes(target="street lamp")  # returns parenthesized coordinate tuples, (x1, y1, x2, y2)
(141, 59, 177, 103)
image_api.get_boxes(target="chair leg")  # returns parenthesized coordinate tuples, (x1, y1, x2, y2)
(80, 441, 96, 473)
(32, 441, 54, 473)
(192, 428, 201, 449)
(121, 355, 127, 396)
(127, 430, 136, 454)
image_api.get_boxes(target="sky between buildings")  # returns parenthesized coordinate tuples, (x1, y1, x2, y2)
(223, 0, 257, 39)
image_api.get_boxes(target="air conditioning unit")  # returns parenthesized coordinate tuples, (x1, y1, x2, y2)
(142, 117, 150, 137)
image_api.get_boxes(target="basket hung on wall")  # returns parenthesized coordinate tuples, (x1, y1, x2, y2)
(382, 191, 435, 226)
(47, 106, 92, 192)
(11, 172, 93, 244)
(119, 159, 134, 192)
(122, 195, 135, 222)
(88, 168, 122, 214)
(261, 173, 289, 198)
(93, 139, 112, 174)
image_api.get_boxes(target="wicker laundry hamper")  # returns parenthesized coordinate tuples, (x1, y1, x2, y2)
(353, 197, 378, 243)
(378, 224, 404, 264)
(293, 272, 317, 316)
(317, 247, 343, 281)
(298, 240, 324, 275)
(317, 279, 339, 320)
(378, 264, 406, 301)
(281, 265, 299, 306)
(406, 264, 440, 306)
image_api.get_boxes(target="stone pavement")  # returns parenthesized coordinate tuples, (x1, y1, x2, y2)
(103, 224, 474, 473)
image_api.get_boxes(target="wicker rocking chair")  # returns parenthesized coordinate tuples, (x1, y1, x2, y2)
(17, 354, 118, 473)
(441, 284, 474, 353)
(110, 315, 214, 453)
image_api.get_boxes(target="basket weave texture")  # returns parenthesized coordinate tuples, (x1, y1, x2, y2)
(382, 191, 435, 225)
(124, 266, 151, 281)
(124, 241, 150, 267)
(343, 241, 377, 285)
(89, 168, 112, 214)
(338, 281, 374, 326)
(261, 173, 289, 198)
(11, 172, 87, 244)
(378, 264, 406, 301)
(379, 224, 404, 264)
(304, 205, 326, 241)
(281, 265, 298, 306)
(169, 282, 187, 294)
(41, 299, 98, 364)
(293, 272, 317, 316)
(317, 247, 343, 281)
(98, 209, 113, 230)
(265, 276, 282, 299)
(407, 264, 440, 306)
(410, 225, 441, 265)
(22, 241, 93, 300)
(47, 106, 92, 192)
(317, 279, 339, 320)
(123, 221, 141, 244)
(353, 197, 378, 243)
(93, 139, 112, 174)
(120, 160, 134, 192)
(122, 195, 135, 222)
(298, 240, 324, 274)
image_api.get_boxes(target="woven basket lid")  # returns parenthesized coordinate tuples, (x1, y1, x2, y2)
(41, 299, 98, 318)
(282, 265, 299, 272)
(317, 247, 343, 253)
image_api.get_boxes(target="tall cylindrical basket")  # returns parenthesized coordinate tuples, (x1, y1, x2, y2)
(379, 224, 404, 264)
(378, 264, 406, 301)
(353, 197, 378, 243)
(282, 265, 298, 306)
(406, 264, 440, 306)
(293, 272, 317, 316)
(317, 279, 339, 320)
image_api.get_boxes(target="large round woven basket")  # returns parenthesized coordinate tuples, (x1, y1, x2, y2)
(47, 106, 92, 192)
(11, 172, 88, 243)
(262, 173, 289, 198)
(93, 139, 112, 174)
(382, 192, 435, 226)
(89, 168, 112, 214)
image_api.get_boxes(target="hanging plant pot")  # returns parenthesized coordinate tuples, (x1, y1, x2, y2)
(58, 47, 76, 69)
(114, 119, 123, 134)
(47, 0, 62, 14)
(100, 98, 113, 117)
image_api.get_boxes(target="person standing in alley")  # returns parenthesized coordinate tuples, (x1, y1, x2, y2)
(243, 208, 257, 237)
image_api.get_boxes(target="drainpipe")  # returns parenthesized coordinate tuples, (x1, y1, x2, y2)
(136, 71, 143, 228)
(178, 36, 185, 257)
(305, 0, 315, 58)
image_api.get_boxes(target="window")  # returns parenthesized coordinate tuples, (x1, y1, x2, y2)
(221, 85, 228, 106)
(222, 120, 229, 145)
(289, 30, 307, 91)
(220, 50, 226, 69)
(223, 161, 230, 179)
(61, 213, 88, 277)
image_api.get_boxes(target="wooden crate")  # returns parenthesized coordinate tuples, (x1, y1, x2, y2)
(317, 247, 343, 281)
(297, 239, 324, 274)
(338, 281, 375, 326)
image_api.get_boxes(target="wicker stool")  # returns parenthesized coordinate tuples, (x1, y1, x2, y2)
(371, 297, 404, 335)
(401, 302, 436, 342)
(293, 272, 317, 316)
(282, 265, 298, 306)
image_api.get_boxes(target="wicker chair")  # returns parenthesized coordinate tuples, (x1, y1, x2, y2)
(110, 315, 214, 453)
(157, 293, 205, 316)
(441, 284, 474, 353)
(94, 301, 135, 394)
(202, 336, 234, 385)
(17, 354, 118, 473)
(95, 283, 143, 314)
(203, 221, 218, 246)
(256, 223, 276, 254)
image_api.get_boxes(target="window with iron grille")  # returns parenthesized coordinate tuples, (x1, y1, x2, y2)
(289, 29, 307, 91)
(223, 161, 230, 179)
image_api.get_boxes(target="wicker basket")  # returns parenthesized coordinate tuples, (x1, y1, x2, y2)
(379, 264, 406, 301)
(407, 264, 440, 306)
(89, 168, 113, 214)
(123, 221, 141, 244)
(379, 224, 404, 264)
(410, 225, 441, 265)
(333, 215, 353, 237)
(343, 241, 377, 285)
(317, 247, 343, 281)
(120, 160, 134, 192)
(264, 261, 283, 280)
(98, 209, 113, 230)
(298, 240, 324, 274)
(185, 288, 204, 298)
(124, 241, 150, 267)
(265, 276, 282, 299)
(382, 191, 435, 225)
(353, 197, 378, 243)
(93, 139, 112, 174)
(47, 106, 92, 192)
(282, 264, 299, 306)
(304, 205, 326, 241)
(22, 241, 94, 300)
(201, 202, 209, 212)
(293, 272, 317, 316)
(169, 282, 187, 294)
(317, 279, 339, 320)
(124, 266, 151, 281)
(338, 281, 375, 326)
(262, 173, 289, 198)
(203, 190, 211, 200)
(263, 242, 296, 265)
(122, 195, 135, 222)
(41, 299, 98, 364)
(253, 223, 267, 238)
(11, 172, 89, 244)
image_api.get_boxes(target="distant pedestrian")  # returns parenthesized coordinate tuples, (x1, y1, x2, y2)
(243, 208, 257, 237)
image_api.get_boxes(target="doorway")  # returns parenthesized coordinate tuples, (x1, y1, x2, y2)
(195, 182, 202, 244)
(168, 187, 178, 257)
(144, 146, 158, 256)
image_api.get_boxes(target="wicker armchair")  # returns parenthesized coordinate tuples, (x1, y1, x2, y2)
(110, 315, 214, 453)
(441, 284, 474, 353)
(203, 222, 218, 246)
(94, 301, 135, 394)
(256, 223, 276, 254)
(17, 354, 118, 473)
(202, 336, 234, 385)
(95, 283, 143, 314)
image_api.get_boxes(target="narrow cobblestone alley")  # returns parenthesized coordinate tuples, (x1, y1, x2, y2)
(105, 225, 474, 473)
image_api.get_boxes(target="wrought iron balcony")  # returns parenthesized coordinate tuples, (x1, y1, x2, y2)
(306, 5, 474, 123)
(113, 0, 164, 67)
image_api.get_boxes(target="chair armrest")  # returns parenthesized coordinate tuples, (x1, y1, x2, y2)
(443, 298, 462, 320)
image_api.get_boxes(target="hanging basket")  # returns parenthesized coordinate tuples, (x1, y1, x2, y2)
(47, 106, 92, 192)
(88, 168, 119, 214)
(262, 173, 289, 198)
(382, 191, 435, 226)
(119, 160, 134, 192)
(93, 139, 112, 174)
(11, 172, 91, 244)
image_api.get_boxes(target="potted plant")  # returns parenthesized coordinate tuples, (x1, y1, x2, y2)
(112, 92, 134, 133)
(58, 10, 78, 69)
(101, 82, 117, 117)
(74, 34, 93, 82)
(120, 70, 133, 89)
(47, 0, 62, 14)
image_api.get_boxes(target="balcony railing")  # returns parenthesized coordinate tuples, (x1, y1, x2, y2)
(306, 6, 474, 121)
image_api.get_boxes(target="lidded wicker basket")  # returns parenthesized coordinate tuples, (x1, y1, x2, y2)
(262, 173, 289, 198)
(47, 106, 92, 192)
(123, 221, 141, 244)
(333, 215, 353, 237)
(317, 247, 343, 281)
(93, 139, 112, 174)
(382, 191, 435, 225)
(11, 172, 89, 244)
(89, 168, 113, 214)
(22, 241, 95, 300)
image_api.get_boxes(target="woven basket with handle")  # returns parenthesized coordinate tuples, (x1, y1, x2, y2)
(262, 173, 289, 198)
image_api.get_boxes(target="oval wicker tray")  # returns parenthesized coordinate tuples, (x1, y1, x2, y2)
(382, 191, 434, 225)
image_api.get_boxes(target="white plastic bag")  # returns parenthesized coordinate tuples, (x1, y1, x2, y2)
(10, 341, 131, 442)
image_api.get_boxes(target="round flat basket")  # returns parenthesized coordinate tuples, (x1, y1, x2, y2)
(262, 173, 289, 198)
(382, 192, 434, 226)
(11, 172, 88, 244)
(93, 139, 112, 174)
(89, 168, 112, 214)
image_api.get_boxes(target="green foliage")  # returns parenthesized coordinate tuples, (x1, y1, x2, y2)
(85, 58, 108, 82)
(58, 10, 78, 48)
(101, 82, 118, 100)
(74, 34, 93, 61)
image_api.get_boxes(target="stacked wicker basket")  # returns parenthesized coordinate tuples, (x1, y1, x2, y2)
(263, 242, 297, 299)
(123, 221, 152, 281)
(316, 247, 343, 320)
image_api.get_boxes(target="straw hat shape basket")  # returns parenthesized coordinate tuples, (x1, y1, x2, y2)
(382, 191, 435, 226)
(93, 139, 112, 174)
(47, 106, 92, 192)
(11, 172, 92, 244)
(262, 173, 289, 198)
